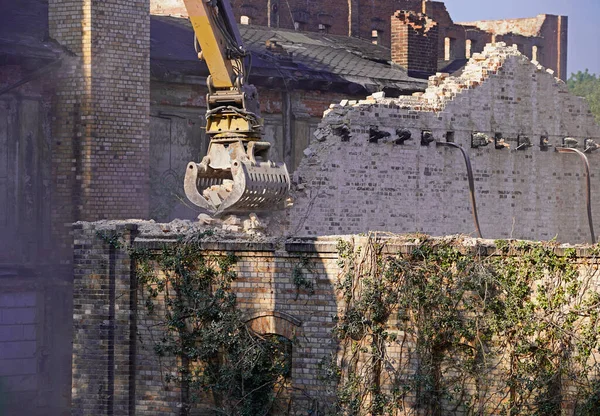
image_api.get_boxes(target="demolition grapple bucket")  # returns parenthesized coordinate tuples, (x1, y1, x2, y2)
(184, 139, 290, 216)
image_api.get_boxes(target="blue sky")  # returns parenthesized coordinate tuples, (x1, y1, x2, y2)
(443, 0, 600, 76)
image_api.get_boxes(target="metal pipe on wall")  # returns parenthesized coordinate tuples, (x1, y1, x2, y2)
(555, 147, 596, 244)
(436, 141, 483, 239)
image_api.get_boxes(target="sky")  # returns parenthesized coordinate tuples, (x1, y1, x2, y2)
(443, 0, 600, 76)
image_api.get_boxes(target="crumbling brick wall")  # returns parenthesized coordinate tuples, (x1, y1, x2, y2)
(149, 0, 568, 79)
(71, 221, 600, 415)
(71, 222, 342, 415)
(289, 44, 600, 243)
(460, 15, 568, 80)
(391, 10, 439, 75)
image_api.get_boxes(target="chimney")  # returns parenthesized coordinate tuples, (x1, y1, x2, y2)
(391, 10, 439, 76)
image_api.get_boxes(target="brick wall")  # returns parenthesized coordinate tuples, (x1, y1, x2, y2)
(71, 221, 600, 415)
(391, 10, 439, 75)
(71, 222, 343, 415)
(0, 290, 38, 410)
(148, 79, 357, 221)
(149, 0, 567, 79)
(48, 0, 151, 225)
(0, 270, 72, 416)
(290, 44, 600, 243)
(72, 224, 137, 416)
(460, 14, 568, 80)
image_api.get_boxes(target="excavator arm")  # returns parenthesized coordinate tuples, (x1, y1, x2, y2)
(186, 0, 241, 89)
(181, 0, 290, 216)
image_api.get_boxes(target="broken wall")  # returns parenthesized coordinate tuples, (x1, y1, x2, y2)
(149, 0, 568, 80)
(148, 79, 352, 221)
(70, 221, 600, 415)
(290, 44, 600, 243)
(459, 15, 568, 80)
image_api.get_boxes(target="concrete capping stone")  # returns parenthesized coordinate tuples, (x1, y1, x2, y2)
(116, 223, 139, 232)
(134, 238, 276, 253)
(285, 239, 339, 253)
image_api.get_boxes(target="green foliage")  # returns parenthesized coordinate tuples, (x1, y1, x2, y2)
(95, 230, 124, 249)
(323, 235, 600, 416)
(568, 70, 600, 123)
(130, 233, 291, 416)
(292, 256, 315, 300)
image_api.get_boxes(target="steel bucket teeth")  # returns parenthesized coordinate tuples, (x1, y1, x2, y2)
(183, 160, 290, 216)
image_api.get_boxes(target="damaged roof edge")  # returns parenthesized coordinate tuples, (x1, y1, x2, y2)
(150, 16, 427, 94)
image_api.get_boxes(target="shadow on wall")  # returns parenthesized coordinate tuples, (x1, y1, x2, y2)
(150, 109, 206, 222)
(0, 379, 5, 416)
(244, 243, 340, 413)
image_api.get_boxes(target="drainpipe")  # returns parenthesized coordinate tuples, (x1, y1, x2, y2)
(436, 141, 483, 238)
(555, 147, 596, 244)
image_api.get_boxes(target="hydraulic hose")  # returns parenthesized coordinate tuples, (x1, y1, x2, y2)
(556, 147, 596, 244)
(436, 141, 483, 239)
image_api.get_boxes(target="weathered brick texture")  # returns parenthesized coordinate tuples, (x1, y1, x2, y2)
(148, 0, 567, 78)
(71, 222, 600, 415)
(391, 10, 439, 75)
(48, 0, 151, 227)
(72, 223, 138, 416)
(290, 44, 600, 243)
(71, 222, 343, 415)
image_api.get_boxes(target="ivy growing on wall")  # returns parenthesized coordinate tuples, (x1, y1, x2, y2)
(321, 235, 600, 416)
(99, 231, 292, 416)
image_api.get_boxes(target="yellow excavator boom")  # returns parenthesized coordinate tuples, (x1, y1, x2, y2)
(185, 0, 236, 89)
(181, 0, 290, 216)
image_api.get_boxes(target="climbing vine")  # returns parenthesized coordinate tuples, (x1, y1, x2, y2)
(100, 230, 291, 416)
(321, 235, 600, 416)
(292, 255, 315, 300)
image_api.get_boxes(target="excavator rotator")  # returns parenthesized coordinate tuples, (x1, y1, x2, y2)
(182, 0, 290, 216)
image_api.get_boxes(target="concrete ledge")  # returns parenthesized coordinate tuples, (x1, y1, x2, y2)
(134, 238, 278, 253)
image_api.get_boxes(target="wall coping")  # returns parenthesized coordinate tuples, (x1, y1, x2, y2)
(73, 221, 600, 258)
